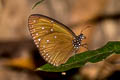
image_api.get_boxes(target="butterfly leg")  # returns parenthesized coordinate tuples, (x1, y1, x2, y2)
(81, 43, 89, 50)
(73, 50, 78, 61)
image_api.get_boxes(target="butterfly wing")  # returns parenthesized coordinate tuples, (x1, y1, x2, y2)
(40, 33, 76, 66)
(28, 14, 77, 66)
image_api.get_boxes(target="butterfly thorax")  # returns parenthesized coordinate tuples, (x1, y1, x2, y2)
(72, 33, 86, 49)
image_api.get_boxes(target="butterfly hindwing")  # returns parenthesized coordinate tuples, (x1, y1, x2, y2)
(28, 14, 76, 66)
(40, 33, 75, 66)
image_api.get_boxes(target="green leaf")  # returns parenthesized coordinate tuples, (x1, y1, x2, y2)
(32, 0, 44, 9)
(36, 41, 120, 72)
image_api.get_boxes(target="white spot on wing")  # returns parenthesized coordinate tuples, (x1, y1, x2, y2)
(33, 20, 36, 22)
(43, 45, 45, 48)
(43, 55, 46, 58)
(35, 42, 38, 45)
(46, 57, 48, 60)
(46, 40, 49, 43)
(51, 21, 54, 23)
(51, 62, 53, 64)
(37, 45, 39, 47)
(33, 36, 35, 39)
(43, 50, 46, 53)
(36, 33, 38, 35)
(50, 28, 53, 31)
(33, 29, 35, 32)
(48, 55, 50, 58)
(56, 64, 59, 66)
(53, 63, 56, 66)
(42, 27, 45, 29)
(38, 38, 41, 41)
(54, 36, 57, 38)
(48, 57, 52, 62)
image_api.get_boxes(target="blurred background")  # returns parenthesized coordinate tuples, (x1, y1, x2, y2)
(0, 0, 120, 80)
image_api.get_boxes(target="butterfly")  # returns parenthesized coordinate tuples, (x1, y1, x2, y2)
(28, 14, 88, 66)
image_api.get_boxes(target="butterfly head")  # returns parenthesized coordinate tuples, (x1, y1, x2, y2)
(78, 33, 86, 40)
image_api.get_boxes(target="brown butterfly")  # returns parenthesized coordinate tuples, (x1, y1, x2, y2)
(28, 14, 87, 66)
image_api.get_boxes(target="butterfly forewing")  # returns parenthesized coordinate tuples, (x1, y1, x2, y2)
(28, 14, 76, 66)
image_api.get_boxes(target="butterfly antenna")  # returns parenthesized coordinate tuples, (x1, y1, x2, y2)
(80, 25, 91, 33)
